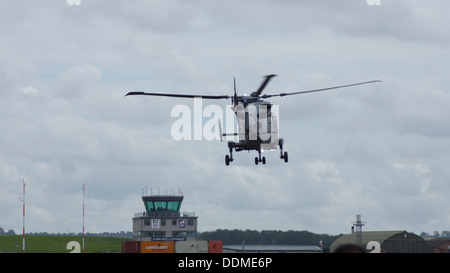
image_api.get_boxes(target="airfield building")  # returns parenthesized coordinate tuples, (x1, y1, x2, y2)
(330, 230, 433, 253)
(424, 237, 450, 253)
(132, 193, 198, 241)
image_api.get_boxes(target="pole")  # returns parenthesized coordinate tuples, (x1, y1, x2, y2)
(22, 179, 26, 253)
(82, 184, 85, 253)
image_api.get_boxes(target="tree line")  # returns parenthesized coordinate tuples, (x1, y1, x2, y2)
(420, 231, 450, 238)
(199, 229, 450, 247)
(2, 227, 449, 244)
(199, 229, 342, 248)
(0, 228, 133, 238)
(0, 228, 16, 236)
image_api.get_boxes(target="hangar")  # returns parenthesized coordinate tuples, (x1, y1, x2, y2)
(330, 231, 433, 253)
(223, 245, 322, 253)
(424, 237, 450, 253)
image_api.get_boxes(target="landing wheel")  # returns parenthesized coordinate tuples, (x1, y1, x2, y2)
(279, 138, 288, 163)
(225, 155, 231, 166)
(262, 156, 266, 165)
(225, 142, 234, 166)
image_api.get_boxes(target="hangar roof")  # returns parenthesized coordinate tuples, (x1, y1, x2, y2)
(223, 245, 322, 253)
(330, 230, 412, 252)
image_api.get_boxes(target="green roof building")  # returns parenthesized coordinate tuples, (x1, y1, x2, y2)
(330, 231, 433, 253)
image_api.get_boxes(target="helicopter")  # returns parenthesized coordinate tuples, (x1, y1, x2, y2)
(125, 75, 381, 166)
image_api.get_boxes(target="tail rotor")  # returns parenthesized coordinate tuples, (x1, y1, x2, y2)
(233, 77, 238, 107)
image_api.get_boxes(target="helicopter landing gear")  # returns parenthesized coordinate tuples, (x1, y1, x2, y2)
(225, 155, 231, 166)
(279, 138, 288, 163)
(225, 142, 234, 166)
(254, 150, 266, 165)
(281, 151, 288, 163)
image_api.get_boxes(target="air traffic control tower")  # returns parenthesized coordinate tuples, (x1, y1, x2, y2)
(132, 191, 198, 241)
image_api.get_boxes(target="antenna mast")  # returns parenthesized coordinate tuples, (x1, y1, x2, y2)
(22, 179, 26, 253)
(82, 184, 85, 253)
(352, 214, 366, 245)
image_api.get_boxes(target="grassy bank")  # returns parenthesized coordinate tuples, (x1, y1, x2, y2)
(0, 235, 131, 253)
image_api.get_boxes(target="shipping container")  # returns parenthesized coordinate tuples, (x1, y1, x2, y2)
(121, 241, 141, 253)
(208, 240, 223, 253)
(140, 241, 175, 253)
(175, 240, 208, 253)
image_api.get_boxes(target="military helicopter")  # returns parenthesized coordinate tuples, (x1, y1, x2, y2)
(125, 75, 380, 166)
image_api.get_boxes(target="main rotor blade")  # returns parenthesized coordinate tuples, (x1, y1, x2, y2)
(125, 91, 230, 100)
(252, 74, 277, 97)
(233, 77, 238, 107)
(260, 80, 382, 98)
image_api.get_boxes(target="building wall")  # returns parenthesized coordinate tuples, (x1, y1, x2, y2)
(121, 240, 223, 253)
(175, 241, 208, 253)
(381, 233, 432, 253)
(433, 241, 450, 253)
(140, 241, 175, 253)
(330, 231, 433, 253)
(133, 216, 198, 240)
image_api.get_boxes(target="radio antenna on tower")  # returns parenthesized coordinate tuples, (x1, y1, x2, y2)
(352, 214, 366, 245)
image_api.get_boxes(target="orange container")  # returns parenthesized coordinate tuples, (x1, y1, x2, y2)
(140, 241, 175, 253)
(208, 240, 223, 253)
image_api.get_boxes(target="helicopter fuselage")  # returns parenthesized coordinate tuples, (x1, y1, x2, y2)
(223, 98, 286, 165)
(230, 99, 279, 152)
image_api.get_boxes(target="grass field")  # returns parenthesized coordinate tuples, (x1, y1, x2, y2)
(0, 235, 132, 253)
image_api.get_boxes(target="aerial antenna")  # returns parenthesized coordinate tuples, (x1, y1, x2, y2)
(141, 187, 147, 196)
(20, 179, 26, 253)
(82, 184, 85, 253)
(352, 214, 366, 245)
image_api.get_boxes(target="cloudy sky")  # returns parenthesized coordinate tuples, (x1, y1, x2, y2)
(1, 0, 450, 236)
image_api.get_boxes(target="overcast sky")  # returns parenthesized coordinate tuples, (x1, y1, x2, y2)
(1, 0, 450, 236)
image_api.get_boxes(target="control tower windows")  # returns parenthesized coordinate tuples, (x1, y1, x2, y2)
(145, 200, 182, 212)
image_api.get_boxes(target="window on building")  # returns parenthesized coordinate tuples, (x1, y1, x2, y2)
(146, 200, 182, 212)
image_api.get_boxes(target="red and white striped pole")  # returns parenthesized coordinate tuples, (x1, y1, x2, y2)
(82, 184, 85, 253)
(22, 179, 25, 253)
